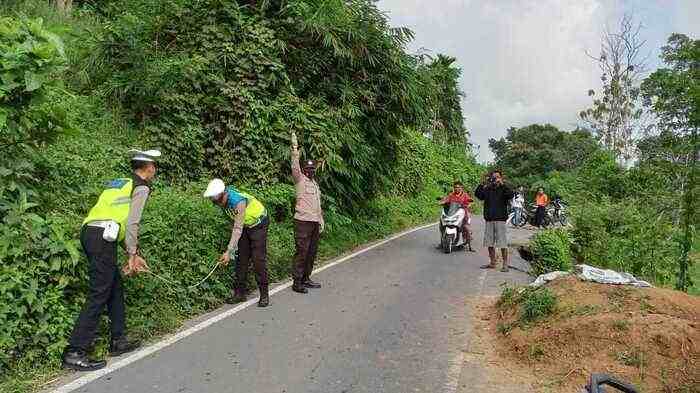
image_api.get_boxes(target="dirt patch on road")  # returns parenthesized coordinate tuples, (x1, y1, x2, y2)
(475, 277, 700, 392)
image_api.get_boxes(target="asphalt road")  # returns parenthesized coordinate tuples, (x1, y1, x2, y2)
(56, 220, 530, 393)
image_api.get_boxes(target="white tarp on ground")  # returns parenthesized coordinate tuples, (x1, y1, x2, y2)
(529, 271, 570, 287)
(575, 264, 653, 287)
(529, 264, 653, 288)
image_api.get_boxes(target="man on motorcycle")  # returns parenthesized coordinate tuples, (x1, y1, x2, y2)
(438, 181, 474, 251)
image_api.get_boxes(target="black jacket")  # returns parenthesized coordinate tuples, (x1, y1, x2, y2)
(474, 183, 515, 222)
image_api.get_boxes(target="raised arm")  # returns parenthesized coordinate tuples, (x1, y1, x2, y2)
(291, 131, 302, 183)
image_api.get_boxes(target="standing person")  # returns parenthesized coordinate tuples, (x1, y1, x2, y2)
(438, 181, 474, 251)
(511, 186, 525, 227)
(290, 131, 324, 294)
(63, 149, 160, 371)
(203, 179, 270, 307)
(474, 170, 515, 272)
(535, 187, 550, 228)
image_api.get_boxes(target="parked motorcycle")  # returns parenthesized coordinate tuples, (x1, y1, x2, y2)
(438, 202, 470, 253)
(507, 206, 527, 227)
(552, 198, 568, 226)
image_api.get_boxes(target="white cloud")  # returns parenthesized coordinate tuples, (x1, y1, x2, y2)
(377, 0, 694, 162)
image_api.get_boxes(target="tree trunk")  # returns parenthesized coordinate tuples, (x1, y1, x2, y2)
(55, 0, 73, 13)
(676, 126, 698, 291)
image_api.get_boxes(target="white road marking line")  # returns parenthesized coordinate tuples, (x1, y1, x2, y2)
(51, 222, 437, 393)
(442, 268, 488, 393)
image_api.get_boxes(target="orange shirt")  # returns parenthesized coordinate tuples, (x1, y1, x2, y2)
(536, 193, 549, 207)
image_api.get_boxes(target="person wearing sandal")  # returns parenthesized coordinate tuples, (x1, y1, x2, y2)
(474, 170, 514, 272)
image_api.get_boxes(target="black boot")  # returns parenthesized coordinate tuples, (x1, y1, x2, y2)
(226, 288, 247, 304)
(62, 349, 106, 371)
(257, 286, 269, 307)
(292, 281, 308, 294)
(109, 337, 141, 356)
(303, 278, 322, 289)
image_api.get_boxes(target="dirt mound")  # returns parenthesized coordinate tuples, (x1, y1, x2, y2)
(479, 276, 699, 392)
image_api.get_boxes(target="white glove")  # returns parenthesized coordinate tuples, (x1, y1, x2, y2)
(320, 221, 325, 234)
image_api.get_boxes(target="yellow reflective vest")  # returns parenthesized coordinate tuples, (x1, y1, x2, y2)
(83, 178, 134, 241)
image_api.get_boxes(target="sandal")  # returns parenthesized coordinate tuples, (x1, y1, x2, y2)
(480, 264, 496, 269)
(501, 266, 509, 272)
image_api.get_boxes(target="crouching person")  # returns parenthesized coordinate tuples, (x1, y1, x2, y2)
(204, 179, 270, 307)
(63, 149, 160, 371)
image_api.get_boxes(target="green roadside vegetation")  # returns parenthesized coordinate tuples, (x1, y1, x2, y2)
(491, 38, 698, 291)
(0, 1, 482, 391)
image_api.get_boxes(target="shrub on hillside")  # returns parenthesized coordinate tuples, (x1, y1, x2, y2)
(570, 199, 680, 285)
(0, 202, 83, 371)
(529, 229, 573, 276)
(496, 285, 557, 325)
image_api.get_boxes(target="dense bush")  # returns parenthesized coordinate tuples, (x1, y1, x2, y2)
(0, 15, 72, 212)
(0, 202, 83, 370)
(81, 0, 471, 210)
(529, 229, 573, 276)
(393, 129, 479, 196)
(569, 198, 680, 285)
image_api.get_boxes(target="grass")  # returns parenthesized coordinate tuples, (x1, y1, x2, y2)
(519, 288, 557, 323)
(497, 285, 558, 327)
(528, 343, 545, 361)
(497, 322, 514, 335)
(612, 319, 630, 331)
(563, 304, 601, 317)
(615, 348, 646, 368)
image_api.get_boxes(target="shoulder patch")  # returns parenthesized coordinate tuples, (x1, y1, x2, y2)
(105, 179, 129, 189)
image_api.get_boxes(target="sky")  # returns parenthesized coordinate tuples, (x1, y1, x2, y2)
(376, 0, 700, 162)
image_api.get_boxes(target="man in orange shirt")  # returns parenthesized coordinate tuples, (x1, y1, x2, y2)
(535, 187, 550, 228)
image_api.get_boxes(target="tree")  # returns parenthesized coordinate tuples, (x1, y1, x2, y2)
(640, 33, 699, 291)
(488, 124, 599, 186)
(416, 54, 468, 146)
(580, 14, 649, 163)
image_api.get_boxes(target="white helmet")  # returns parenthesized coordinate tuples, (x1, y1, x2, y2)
(203, 178, 226, 198)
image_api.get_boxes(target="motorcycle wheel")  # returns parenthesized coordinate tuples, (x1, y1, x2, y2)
(516, 212, 527, 227)
(559, 214, 568, 226)
(543, 215, 552, 228)
(444, 234, 455, 254)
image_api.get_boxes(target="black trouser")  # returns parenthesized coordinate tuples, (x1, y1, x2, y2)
(68, 226, 125, 352)
(292, 220, 320, 282)
(535, 206, 546, 227)
(234, 217, 269, 293)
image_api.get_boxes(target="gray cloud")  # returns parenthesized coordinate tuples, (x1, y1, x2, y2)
(377, 0, 699, 162)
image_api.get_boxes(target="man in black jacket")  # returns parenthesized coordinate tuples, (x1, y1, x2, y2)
(474, 170, 515, 272)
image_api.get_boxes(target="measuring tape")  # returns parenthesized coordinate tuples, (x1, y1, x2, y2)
(140, 259, 222, 291)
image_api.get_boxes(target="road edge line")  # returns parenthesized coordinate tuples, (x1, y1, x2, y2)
(51, 221, 437, 393)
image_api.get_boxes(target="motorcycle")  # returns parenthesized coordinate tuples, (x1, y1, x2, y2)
(438, 202, 470, 254)
(507, 206, 527, 227)
(552, 198, 568, 226)
(525, 203, 553, 228)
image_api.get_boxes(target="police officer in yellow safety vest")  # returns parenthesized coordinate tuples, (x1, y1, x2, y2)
(204, 179, 270, 308)
(62, 149, 160, 372)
